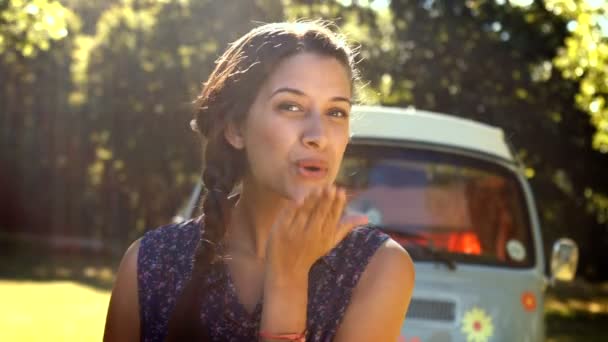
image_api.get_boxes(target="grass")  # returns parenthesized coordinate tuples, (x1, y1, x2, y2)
(544, 281, 608, 342)
(545, 310, 608, 342)
(0, 236, 117, 341)
(0, 280, 111, 341)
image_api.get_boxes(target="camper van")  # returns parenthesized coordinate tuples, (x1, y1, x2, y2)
(174, 105, 579, 342)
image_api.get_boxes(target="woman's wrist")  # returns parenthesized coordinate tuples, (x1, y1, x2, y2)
(260, 271, 309, 339)
(264, 266, 309, 288)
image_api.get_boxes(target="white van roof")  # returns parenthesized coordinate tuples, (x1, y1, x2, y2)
(351, 105, 513, 161)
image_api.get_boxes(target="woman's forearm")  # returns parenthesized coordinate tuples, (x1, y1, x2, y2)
(259, 272, 309, 341)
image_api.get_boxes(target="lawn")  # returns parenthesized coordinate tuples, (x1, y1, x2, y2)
(0, 280, 111, 341)
(544, 281, 608, 342)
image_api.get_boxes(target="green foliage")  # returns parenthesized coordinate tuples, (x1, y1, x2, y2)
(0, 0, 77, 58)
(544, 0, 608, 153)
(65, 0, 284, 244)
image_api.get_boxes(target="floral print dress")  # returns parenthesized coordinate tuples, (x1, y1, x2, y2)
(137, 218, 389, 342)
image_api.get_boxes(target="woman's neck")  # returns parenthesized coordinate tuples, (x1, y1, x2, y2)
(227, 179, 287, 261)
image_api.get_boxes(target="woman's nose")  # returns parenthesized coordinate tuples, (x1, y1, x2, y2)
(301, 113, 328, 150)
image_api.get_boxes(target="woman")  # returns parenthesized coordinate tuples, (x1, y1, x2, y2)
(104, 21, 415, 342)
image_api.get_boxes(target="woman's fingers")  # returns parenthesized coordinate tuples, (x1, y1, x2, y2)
(277, 200, 297, 228)
(304, 186, 334, 235)
(288, 188, 321, 234)
(324, 187, 368, 248)
(335, 213, 369, 245)
(266, 185, 371, 276)
(323, 187, 346, 234)
(274, 185, 367, 253)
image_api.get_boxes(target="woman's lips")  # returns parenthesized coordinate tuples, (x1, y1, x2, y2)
(295, 159, 329, 180)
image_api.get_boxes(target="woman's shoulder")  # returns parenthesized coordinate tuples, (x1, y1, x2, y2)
(105, 219, 202, 342)
(343, 225, 390, 247)
(327, 235, 415, 341)
(329, 225, 391, 261)
(137, 218, 202, 283)
(319, 225, 414, 287)
(317, 225, 391, 282)
(136, 218, 204, 339)
(344, 226, 413, 280)
(306, 225, 407, 338)
(347, 225, 411, 259)
(140, 218, 201, 248)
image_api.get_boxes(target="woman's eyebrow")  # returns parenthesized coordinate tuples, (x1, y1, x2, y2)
(269, 87, 352, 105)
(269, 87, 306, 98)
(331, 96, 353, 106)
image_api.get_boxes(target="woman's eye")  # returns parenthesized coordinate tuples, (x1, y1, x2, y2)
(278, 102, 302, 112)
(328, 108, 349, 118)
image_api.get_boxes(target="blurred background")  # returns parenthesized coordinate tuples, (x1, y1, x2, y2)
(0, 0, 607, 340)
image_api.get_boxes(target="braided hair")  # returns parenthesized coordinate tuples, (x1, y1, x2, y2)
(165, 21, 358, 341)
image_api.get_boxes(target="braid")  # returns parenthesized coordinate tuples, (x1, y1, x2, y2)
(165, 137, 242, 341)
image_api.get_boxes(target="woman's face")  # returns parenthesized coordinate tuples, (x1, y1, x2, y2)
(231, 52, 352, 203)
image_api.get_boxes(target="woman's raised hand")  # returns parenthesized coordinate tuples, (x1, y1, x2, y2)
(264, 185, 368, 283)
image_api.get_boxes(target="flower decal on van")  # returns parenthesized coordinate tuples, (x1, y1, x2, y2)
(461, 307, 494, 342)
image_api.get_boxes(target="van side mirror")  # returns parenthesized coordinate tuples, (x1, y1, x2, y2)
(550, 238, 579, 284)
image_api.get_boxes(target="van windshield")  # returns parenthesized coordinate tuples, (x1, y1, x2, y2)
(337, 144, 535, 268)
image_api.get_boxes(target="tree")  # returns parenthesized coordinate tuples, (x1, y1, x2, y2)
(0, 0, 75, 59)
(544, 0, 608, 153)
(0, 0, 79, 237)
(69, 0, 284, 247)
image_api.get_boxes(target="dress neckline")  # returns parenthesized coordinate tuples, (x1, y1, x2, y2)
(221, 259, 264, 323)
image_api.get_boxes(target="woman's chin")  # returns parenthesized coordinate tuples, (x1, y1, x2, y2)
(286, 183, 329, 205)
(277, 186, 301, 205)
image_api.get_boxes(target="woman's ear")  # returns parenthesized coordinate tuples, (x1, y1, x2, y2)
(224, 121, 245, 150)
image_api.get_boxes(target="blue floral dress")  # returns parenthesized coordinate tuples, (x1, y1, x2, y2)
(137, 218, 389, 342)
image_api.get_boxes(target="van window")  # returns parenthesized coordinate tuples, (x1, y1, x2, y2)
(337, 144, 535, 268)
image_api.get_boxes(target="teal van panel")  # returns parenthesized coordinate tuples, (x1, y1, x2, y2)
(400, 263, 545, 342)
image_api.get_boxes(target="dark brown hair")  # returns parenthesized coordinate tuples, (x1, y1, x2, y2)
(165, 21, 358, 341)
